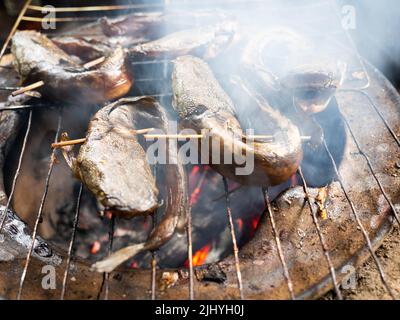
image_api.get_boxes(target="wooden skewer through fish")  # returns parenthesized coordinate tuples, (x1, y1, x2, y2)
(83, 56, 105, 69)
(52, 131, 311, 149)
(51, 138, 86, 149)
(11, 81, 44, 96)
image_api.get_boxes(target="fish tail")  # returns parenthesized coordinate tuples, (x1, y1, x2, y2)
(91, 243, 146, 273)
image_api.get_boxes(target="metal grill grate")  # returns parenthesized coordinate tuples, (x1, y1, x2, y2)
(0, 0, 399, 300)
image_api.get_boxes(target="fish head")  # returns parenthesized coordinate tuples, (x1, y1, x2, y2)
(180, 104, 214, 130)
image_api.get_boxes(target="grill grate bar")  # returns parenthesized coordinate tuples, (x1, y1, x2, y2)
(319, 136, 397, 299)
(0, 110, 32, 234)
(297, 167, 343, 300)
(340, 113, 400, 226)
(262, 188, 295, 299)
(17, 112, 62, 300)
(151, 252, 157, 300)
(149, 165, 159, 300)
(222, 177, 244, 300)
(60, 182, 83, 300)
(186, 204, 194, 300)
(3, 0, 397, 301)
(341, 89, 400, 148)
(103, 215, 116, 300)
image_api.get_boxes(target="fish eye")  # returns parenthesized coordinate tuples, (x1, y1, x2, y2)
(97, 191, 106, 199)
(189, 104, 208, 118)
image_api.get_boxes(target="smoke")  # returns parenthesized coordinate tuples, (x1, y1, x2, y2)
(340, 0, 400, 84)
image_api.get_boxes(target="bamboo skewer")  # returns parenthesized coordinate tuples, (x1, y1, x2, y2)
(12, 81, 44, 96)
(52, 138, 86, 149)
(83, 56, 105, 69)
(27, 4, 162, 13)
(52, 132, 311, 148)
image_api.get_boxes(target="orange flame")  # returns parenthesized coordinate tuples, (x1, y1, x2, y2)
(90, 241, 101, 254)
(192, 244, 211, 266)
(189, 166, 209, 206)
(184, 244, 211, 267)
(252, 217, 260, 230)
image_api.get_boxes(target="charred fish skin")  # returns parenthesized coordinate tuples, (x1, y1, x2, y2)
(11, 31, 133, 105)
(70, 99, 160, 218)
(0, 95, 61, 265)
(100, 10, 233, 38)
(91, 97, 190, 273)
(240, 28, 347, 186)
(172, 55, 302, 186)
(52, 36, 113, 62)
(129, 22, 236, 60)
(0, 94, 32, 204)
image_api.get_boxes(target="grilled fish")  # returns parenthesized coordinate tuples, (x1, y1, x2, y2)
(11, 31, 133, 104)
(52, 36, 112, 62)
(240, 28, 346, 114)
(0, 94, 30, 204)
(129, 23, 236, 60)
(0, 94, 60, 264)
(100, 10, 232, 38)
(61, 98, 159, 218)
(240, 29, 347, 186)
(172, 55, 302, 186)
(91, 97, 189, 273)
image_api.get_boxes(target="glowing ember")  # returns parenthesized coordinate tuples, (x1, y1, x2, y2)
(236, 218, 243, 232)
(90, 241, 101, 254)
(184, 244, 211, 267)
(190, 165, 200, 177)
(189, 166, 209, 206)
(252, 217, 260, 231)
(190, 187, 201, 206)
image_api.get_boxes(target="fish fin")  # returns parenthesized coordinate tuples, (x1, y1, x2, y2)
(59, 132, 81, 178)
(91, 243, 146, 273)
(59, 132, 76, 169)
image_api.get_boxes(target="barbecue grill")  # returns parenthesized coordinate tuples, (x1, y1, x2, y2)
(0, 0, 399, 300)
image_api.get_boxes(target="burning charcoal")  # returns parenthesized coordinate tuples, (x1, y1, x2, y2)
(195, 264, 227, 284)
(11, 31, 133, 104)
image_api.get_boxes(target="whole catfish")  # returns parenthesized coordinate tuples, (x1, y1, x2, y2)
(62, 98, 160, 218)
(11, 31, 133, 104)
(59, 97, 188, 272)
(129, 23, 236, 60)
(240, 28, 347, 114)
(100, 10, 232, 38)
(172, 55, 302, 186)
